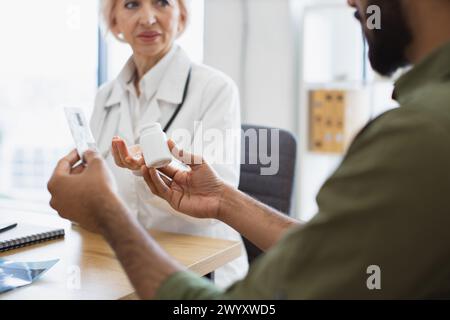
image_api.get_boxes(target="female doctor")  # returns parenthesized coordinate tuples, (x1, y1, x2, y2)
(90, 0, 248, 288)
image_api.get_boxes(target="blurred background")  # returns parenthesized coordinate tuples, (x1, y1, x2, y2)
(0, 0, 398, 220)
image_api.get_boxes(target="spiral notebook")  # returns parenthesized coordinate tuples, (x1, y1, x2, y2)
(0, 223, 65, 252)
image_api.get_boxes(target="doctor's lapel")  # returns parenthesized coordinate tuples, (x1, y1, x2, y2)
(148, 48, 192, 131)
(140, 98, 162, 131)
(96, 83, 123, 158)
(117, 98, 135, 144)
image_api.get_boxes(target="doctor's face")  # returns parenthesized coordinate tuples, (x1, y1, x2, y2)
(112, 0, 186, 60)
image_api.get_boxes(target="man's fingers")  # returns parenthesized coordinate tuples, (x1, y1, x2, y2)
(149, 168, 172, 199)
(167, 139, 203, 167)
(142, 166, 159, 196)
(83, 149, 103, 164)
(67, 149, 81, 166)
(54, 150, 80, 175)
(48, 150, 78, 196)
(71, 163, 85, 175)
(49, 197, 58, 212)
(159, 174, 173, 189)
(142, 166, 172, 202)
(158, 164, 178, 179)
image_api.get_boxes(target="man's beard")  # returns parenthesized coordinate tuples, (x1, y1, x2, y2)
(362, 0, 413, 76)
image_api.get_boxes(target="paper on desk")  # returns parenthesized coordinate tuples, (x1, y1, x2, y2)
(0, 258, 59, 294)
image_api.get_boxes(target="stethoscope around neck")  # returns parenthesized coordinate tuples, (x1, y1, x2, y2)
(100, 67, 192, 159)
(162, 67, 192, 133)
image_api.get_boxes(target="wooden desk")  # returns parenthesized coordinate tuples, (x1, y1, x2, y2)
(0, 210, 242, 300)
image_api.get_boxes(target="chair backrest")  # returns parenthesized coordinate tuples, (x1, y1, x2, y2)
(238, 124, 297, 263)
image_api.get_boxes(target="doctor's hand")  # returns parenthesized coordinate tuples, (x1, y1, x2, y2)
(142, 140, 227, 220)
(47, 150, 121, 233)
(111, 136, 145, 171)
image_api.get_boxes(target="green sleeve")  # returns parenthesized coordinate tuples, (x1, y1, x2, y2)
(156, 271, 225, 300)
(158, 107, 450, 299)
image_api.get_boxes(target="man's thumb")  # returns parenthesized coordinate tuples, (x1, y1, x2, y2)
(83, 149, 102, 164)
(167, 139, 204, 166)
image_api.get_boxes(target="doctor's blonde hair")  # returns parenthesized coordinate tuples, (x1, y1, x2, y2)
(101, 0, 190, 39)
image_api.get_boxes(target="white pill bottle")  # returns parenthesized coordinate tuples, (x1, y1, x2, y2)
(139, 123, 173, 168)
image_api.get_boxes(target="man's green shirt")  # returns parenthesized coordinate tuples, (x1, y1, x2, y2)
(156, 41, 450, 299)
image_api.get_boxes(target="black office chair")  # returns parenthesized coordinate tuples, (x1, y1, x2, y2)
(238, 124, 297, 264)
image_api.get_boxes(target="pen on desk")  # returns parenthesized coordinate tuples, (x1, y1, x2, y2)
(0, 223, 18, 234)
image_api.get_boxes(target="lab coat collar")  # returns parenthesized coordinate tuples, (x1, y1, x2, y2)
(156, 46, 192, 105)
(104, 57, 137, 108)
(104, 81, 125, 108)
(104, 45, 191, 108)
(141, 45, 178, 101)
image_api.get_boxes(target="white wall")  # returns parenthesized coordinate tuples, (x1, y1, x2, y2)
(204, 0, 296, 132)
(203, 0, 302, 219)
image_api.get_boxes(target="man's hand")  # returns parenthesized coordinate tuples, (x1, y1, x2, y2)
(142, 140, 227, 220)
(50, 149, 183, 299)
(143, 140, 300, 252)
(47, 149, 120, 233)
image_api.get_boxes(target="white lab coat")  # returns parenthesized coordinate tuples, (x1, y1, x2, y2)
(90, 46, 248, 288)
